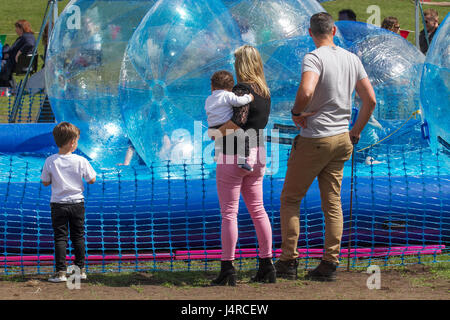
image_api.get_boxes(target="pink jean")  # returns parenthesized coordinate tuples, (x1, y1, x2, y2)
(216, 146, 273, 261)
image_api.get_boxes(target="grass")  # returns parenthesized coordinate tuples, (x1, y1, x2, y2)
(1, 254, 449, 289)
(0, 0, 71, 70)
(321, 0, 450, 45)
(0, 0, 70, 123)
(0, 92, 46, 123)
(0, 0, 448, 53)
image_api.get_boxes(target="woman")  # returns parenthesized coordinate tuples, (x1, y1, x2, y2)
(0, 20, 36, 81)
(211, 45, 275, 286)
(381, 17, 400, 34)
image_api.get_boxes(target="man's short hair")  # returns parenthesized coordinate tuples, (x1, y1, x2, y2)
(310, 12, 335, 37)
(211, 70, 235, 90)
(53, 122, 80, 148)
(338, 9, 357, 21)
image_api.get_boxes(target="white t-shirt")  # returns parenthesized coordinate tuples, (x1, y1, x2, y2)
(205, 89, 253, 127)
(41, 153, 97, 203)
(300, 45, 368, 138)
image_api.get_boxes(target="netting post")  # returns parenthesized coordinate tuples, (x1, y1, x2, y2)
(183, 161, 191, 271)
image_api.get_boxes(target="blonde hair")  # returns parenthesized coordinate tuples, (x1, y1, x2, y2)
(234, 45, 270, 99)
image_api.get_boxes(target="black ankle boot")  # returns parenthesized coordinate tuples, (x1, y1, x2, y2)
(305, 260, 337, 282)
(274, 258, 298, 280)
(211, 261, 237, 286)
(251, 258, 276, 283)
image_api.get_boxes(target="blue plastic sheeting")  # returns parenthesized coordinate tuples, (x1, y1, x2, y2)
(45, 0, 156, 168)
(0, 123, 56, 153)
(420, 13, 450, 156)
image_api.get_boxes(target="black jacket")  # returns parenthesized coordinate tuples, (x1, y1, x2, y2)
(3, 32, 36, 63)
(419, 27, 438, 54)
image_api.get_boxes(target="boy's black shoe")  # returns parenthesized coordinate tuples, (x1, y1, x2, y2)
(304, 260, 337, 282)
(274, 259, 298, 280)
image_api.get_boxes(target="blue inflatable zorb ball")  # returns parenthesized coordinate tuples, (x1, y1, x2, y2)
(120, 0, 339, 174)
(336, 21, 425, 121)
(45, 0, 155, 168)
(119, 0, 243, 173)
(223, 0, 335, 123)
(421, 14, 450, 156)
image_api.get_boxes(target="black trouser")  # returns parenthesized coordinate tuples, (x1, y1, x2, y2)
(50, 202, 85, 272)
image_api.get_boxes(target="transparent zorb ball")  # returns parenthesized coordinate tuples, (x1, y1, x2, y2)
(45, 0, 155, 168)
(119, 0, 242, 176)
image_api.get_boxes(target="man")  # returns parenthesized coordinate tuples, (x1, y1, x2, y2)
(338, 9, 357, 21)
(274, 12, 376, 282)
(420, 9, 439, 54)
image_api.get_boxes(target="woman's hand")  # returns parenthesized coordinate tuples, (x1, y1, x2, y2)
(292, 111, 317, 130)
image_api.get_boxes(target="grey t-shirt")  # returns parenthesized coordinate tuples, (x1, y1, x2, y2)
(300, 45, 368, 138)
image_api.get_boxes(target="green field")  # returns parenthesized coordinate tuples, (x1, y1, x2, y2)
(322, 0, 450, 44)
(0, 0, 448, 47)
(0, 0, 70, 69)
(0, 0, 447, 68)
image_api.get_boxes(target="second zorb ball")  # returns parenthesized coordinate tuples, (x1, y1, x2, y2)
(336, 21, 425, 121)
(421, 14, 450, 156)
(223, 0, 326, 121)
(45, 0, 155, 168)
(119, 0, 242, 172)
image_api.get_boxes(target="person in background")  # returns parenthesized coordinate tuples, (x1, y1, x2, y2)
(338, 9, 357, 22)
(381, 16, 400, 34)
(0, 20, 36, 81)
(420, 9, 439, 54)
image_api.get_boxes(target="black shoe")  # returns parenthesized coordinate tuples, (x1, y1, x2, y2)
(211, 261, 237, 286)
(274, 259, 298, 280)
(304, 260, 337, 282)
(251, 258, 276, 283)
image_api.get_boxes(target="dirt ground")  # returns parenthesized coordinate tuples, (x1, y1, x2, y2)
(0, 264, 448, 300)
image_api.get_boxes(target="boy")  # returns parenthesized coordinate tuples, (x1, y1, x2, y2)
(205, 70, 254, 171)
(41, 122, 96, 283)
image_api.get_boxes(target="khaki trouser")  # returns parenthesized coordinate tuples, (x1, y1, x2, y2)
(279, 132, 353, 264)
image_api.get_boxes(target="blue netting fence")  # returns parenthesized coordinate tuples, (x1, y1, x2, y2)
(0, 132, 449, 275)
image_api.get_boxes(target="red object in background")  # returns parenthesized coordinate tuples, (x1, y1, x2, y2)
(399, 29, 410, 39)
(110, 25, 121, 40)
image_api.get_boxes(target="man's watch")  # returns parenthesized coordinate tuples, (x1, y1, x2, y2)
(291, 109, 302, 117)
